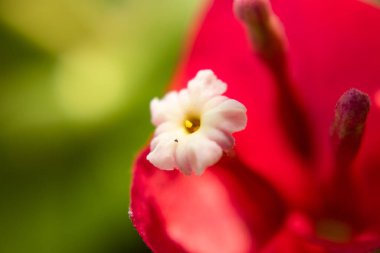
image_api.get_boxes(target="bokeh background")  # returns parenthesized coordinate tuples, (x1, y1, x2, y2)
(0, 0, 203, 252)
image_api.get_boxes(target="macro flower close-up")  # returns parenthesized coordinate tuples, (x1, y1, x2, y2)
(130, 0, 380, 252)
(147, 69, 247, 175)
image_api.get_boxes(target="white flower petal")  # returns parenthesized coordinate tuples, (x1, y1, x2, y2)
(202, 127, 235, 151)
(147, 133, 179, 171)
(203, 95, 229, 111)
(203, 99, 247, 133)
(178, 89, 191, 109)
(150, 91, 183, 126)
(174, 139, 194, 175)
(150, 129, 183, 151)
(188, 70, 227, 101)
(154, 122, 181, 136)
(175, 134, 223, 175)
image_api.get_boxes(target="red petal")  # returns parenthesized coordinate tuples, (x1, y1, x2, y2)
(130, 149, 285, 253)
(259, 213, 314, 253)
(171, 0, 380, 212)
(171, 0, 319, 210)
(312, 239, 380, 253)
(270, 0, 380, 226)
(134, 0, 380, 250)
(261, 213, 380, 253)
(270, 0, 380, 180)
(354, 151, 380, 226)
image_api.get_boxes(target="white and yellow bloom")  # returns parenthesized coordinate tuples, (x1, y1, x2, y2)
(147, 70, 247, 175)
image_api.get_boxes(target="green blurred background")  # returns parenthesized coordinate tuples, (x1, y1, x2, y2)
(0, 0, 202, 252)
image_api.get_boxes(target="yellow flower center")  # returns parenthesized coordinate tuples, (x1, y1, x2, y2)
(184, 116, 201, 133)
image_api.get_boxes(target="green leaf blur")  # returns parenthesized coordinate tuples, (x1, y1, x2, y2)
(0, 0, 202, 252)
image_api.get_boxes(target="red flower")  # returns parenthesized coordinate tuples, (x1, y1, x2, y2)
(130, 0, 380, 252)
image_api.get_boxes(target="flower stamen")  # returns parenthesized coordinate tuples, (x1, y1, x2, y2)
(184, 117, 201, 133)
(234, 0, 315, 163)
(234, 0, 286, 71)
(324, 89, 371, 223)
(331, 88, 371, 168)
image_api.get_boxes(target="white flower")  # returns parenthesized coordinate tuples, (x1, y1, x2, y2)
(147, 70, 248, 175)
